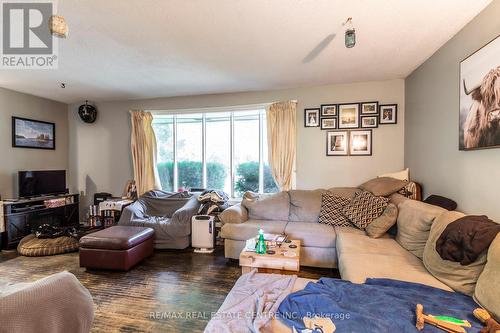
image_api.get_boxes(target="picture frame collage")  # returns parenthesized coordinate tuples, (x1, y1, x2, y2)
(304, 101, 398, 156)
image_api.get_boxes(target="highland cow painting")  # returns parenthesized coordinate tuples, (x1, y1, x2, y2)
(459, 35, 500, 150)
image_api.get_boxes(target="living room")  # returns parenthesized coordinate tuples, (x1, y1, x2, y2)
(0, 1, 499, 332)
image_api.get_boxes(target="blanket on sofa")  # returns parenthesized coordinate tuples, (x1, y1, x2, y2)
(205, 270, 297, 333)
(278, 278, 482, 333)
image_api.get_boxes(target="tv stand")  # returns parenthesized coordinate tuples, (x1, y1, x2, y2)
(1, 193, 79, 249)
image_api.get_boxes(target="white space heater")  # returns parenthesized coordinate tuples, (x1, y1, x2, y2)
(191, 215, 215, 253)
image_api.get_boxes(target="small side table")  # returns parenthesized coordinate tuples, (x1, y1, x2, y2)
(239, 240, 301, 275)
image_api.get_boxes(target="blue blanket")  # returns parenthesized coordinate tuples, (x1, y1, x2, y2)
(277, 278, 483, 332)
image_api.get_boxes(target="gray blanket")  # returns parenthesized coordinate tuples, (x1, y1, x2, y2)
(118, 190, 200, 248)
(205, 271, 297, 333)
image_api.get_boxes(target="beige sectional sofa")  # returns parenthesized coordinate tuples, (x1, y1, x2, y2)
(221, 188, 362, 268)
(217, 188, 500, 327)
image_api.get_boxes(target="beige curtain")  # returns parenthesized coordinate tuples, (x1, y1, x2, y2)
(130, 111, 160, 196)
(266, 101, 297, 191)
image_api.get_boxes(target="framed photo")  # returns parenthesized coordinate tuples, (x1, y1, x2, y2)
(304, 108, 320, 127)
(379, 104, 397, 124)
(338, 103, 360, 129)
(361, 101, 379, 115)
(12, 117, 55, 150)
(360, 116, 378, 128)
(349, 130, 372, 156)
(320, 104, 337, 117)
(326, 131, 348, 156)
(321, 117, 337, 130)
(459, 35, 500, 150)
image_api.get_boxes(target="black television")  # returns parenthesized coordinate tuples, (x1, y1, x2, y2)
(18, 170, 67, 198)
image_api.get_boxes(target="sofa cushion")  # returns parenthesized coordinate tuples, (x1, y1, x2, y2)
(359, 177, 408, 197)
(365, 203, 398, 238)
(336, 227, 405, 257)
(318, 192, 352, 227)
(288, 190, 325, 222)
(338, 252, 453, 291)
(242, 191, 290, 221)
(326, 187, 361, 200)
(423, 211, 486, 296)
(396, 200, 446, 259)
(475, 234, 500, 321)
(342, 191, 388, 229)
(220, 219, 288, 241)
(284, 222, 336, 248)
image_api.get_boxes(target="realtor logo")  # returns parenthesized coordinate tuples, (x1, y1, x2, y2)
(1, 1, 58, 69)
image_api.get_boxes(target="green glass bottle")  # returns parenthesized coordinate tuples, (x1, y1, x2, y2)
(256, 228, 267, 254)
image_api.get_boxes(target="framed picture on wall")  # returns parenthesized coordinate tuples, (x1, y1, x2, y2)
(338, 103, 360, 129)
(379, 104, 397, 124)
(304, 108, 320, 127)
(459, 35, 500, 150)
(349, 130, 372, 156)
(326, 131, 348, 156)
(361, 101, 379, 115)
(320, 104, 337, 117)
(321, 117, 337, 130)
(12, 117, 55, 150)
(360, 116, 378, 128)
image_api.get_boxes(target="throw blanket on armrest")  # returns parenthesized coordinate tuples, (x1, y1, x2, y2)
(436, 215, 500, 265)
(277, 278, 482, 333)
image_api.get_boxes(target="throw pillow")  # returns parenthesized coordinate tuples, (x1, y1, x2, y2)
(365, 203, 398, 238)
(318, 192, 352, 227)
(423, 211, 487, 296)
(326, 187, 361, 200)
(241, 191, 290, 221)
(342, 191, 389, 230)
(378, 168, 410, 181)
(395, 200, 446, 259)
(359, 177, 409, 197)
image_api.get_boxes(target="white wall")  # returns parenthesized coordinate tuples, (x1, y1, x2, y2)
(69, 79, 405, 208)
(405, 0, 500, 220)
(0, 87, 69, 198)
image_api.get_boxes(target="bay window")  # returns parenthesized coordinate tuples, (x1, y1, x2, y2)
(152, 109, 278, 198)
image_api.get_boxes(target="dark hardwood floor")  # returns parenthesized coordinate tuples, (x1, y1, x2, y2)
(0, 246, 339, 332)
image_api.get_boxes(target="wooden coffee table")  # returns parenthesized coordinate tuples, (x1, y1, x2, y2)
(239, 240, 301, 275)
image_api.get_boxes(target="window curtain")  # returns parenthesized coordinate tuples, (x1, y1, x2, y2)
(130, 110, 160, 196)
(266, 101, 297, 191)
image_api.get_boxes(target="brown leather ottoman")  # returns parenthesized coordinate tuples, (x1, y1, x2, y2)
(79, 226, 154, 271)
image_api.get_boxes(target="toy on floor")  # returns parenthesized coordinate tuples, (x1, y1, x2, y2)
(416, 304, 467, 333)
(473, 308, 500, 333)
(429, 315, 471, 328)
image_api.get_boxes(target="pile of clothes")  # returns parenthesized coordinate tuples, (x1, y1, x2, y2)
(197, 190, 230, 215)
(33, 224, 80, 239)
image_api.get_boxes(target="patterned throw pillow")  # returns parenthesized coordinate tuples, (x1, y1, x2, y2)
(342, 191, 389, 229)
(318, 192, 352, 227)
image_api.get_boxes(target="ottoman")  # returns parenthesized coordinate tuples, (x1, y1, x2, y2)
(79, 226, 154, 270)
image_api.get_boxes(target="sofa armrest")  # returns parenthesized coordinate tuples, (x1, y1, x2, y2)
(219, 203, 248, 224)
(170, 195, 201, 226)
(0, 271, 94, 333)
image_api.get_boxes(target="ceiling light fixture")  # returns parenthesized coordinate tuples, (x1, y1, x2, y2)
(343, 17, 355, 48)
(49, 15, 68, 38)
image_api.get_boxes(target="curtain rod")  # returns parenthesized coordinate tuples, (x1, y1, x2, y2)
(147, 100, 298, 116)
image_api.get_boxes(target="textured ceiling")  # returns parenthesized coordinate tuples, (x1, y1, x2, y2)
(0, 0, 492, 103)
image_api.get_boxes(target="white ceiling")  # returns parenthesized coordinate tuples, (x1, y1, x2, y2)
(0, 0, 492, 104)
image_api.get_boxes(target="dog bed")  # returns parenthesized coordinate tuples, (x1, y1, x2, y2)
(17, 234, 80, 257)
